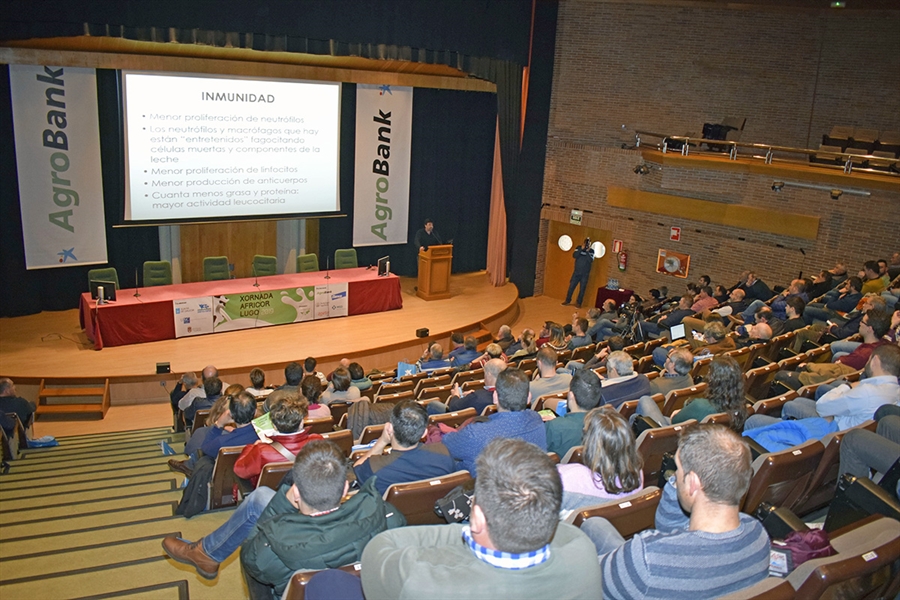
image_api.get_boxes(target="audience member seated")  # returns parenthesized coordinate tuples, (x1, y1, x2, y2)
(745, 344, 900, 433)
(750, 306, 784, 336)
(739, 278, 807, 323)
(169, 388, 259, 476)
(648, 348, 694, 396)
(860, 260, 887, 295)
(169, 372, 198, 417)
(0, 377, 36, 429)
(588, 301, 618, 341)
(740, 271, 773, 302)
(493, 324, 515, 352)
(262, 361, 304, 412)
(530, 347, 573, 399)
(640, 294, 694, 339)
(303, 356, 328, 386)
(733, 321, 772, 348)
(417, 343, 453, 372)
(471, 342, 508, 369)
(588, 424, 770, 599)
(321, 367, 361, 404)
(773, 309, 892, 390)
(691, 286, 718, 313)
(235, 396, 323, 488)
(652, 321, 735, 368)
(428, 358, 506, 416)
(348, 361, 373, 391)
(709, 288, 748, 318)
(568, 335, 626, 373)
(301, 375, 333, 418)
(840, 407, 900, 500)
(781, 295, 807, 332)
(599, 351, 651, 410)
(448, 334, 482, 367)
(178, 365, 228, 415)
(353, 401, 455, 495)
(245, 368, 269, 399)
(636, 355, 748, 430)
(829, 262, 849, 287)
(804, 275, 863, 324)
(808, 269, 834, 299)
(361, 438, 602, 599)
(559, 406, 643, 508)
(567, 317, 592, 350)
(545, 368, 602, 457)
(542, 322, 568, 352)
(508, 328, 538, 362)
(443, 368, 546, 477)
(183, 376, 222, 428)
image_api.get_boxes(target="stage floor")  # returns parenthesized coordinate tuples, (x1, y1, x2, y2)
(0, 272, 520, 381)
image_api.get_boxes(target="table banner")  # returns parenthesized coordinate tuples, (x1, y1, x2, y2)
(173, 283, 349, 337)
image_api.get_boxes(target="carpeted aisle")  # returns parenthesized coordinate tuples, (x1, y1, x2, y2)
(0, 427, 248, 599)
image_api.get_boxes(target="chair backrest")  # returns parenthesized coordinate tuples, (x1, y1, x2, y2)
(374, 390, 415, 405)
(662, 382, 708, 417)
(257, 460, 292, 491)
(751, 390, 799, 417)
(571, 344, 596, 362)
(618, 399, 639, 421)
(416, 384, 453, 402)
(327, 402, 352, 426)
(320, 429, 353, 457)
(571, 487, 663, 540)
(357, 424, 386, 445)
(804, 344, 832, 363)
(623, 342, 645, 358)
(142, 260, 172, 287)
(700, 411, 732, 426)
(283, 564, 362, 600)
(428, 407, 477, 429)
(635, 420, 697, 486)
(383, 470, 473, 525)
(635, 354, 656, 374)
(480, 404, 497, 416)
(744, 363, 781, 401)
(296, 253, 319, 273)
(689, 356, 713, 380)
(461, 379, 485, 393)
(334, 248, 358, 269)
(191, 409, 211, 434)
(203, 256, 230, 281)
(535, 392, 568, 413)
(791, 420, 877, 516)
(378, 380, 414, 395)
(209, 445, 248, 510)
(517, 358, 537, 373)
(413, 374, 451, 396)
(742, 438, 826, 514)
(450, 368, 484, 387)
(252, 254, 277, 277)
(764, 331, 797, 361)
(788, 516, 900, 600)
(87, 267, 120, 290)
(303, 416, 335, 434)
(561, 445, 584, 465)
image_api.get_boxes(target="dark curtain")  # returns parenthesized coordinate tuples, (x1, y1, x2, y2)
(0, 67, 159, 317)
(320, 87, 496, 277)
(509, 0, 558, 297)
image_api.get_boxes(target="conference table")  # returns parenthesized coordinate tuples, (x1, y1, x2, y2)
(79, 268, 402, 349)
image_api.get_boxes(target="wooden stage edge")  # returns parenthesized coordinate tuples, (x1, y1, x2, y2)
(0, 272, 519, 405)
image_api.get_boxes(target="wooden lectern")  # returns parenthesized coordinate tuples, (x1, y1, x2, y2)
(417, 245, 453, 301)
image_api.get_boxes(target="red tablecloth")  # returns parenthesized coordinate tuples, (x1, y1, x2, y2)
(79, 268, 402, 349)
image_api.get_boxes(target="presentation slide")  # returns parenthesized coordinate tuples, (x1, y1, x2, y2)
(122, 72, 341, 222)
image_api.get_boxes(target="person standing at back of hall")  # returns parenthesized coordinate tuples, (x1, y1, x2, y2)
(563, 238, 594, 308)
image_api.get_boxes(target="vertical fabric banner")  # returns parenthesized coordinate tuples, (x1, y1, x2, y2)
(9, 65, 108, 269)
(353, 84, 413, 246)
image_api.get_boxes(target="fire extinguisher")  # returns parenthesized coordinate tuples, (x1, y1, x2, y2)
(617, 251, 627, 271)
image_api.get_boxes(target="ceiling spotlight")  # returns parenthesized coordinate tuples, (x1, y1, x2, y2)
(633, 164, 650, 175)
(772, 181, 784, 192)
(830, 189, 843, 200)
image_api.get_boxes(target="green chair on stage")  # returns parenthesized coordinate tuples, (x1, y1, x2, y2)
(87, 267, 120, 290)
(297, 253, 319, 273)
(252, 255, 278, 277)
(142, 260, 172, 287)
(334, 248, 358, 270)
(203, 256, 230, 281)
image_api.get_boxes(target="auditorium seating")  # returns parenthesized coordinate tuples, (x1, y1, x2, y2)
(209, 445, 248, 510)
(568, 486, 663, 539)
(320, 429, 353, 456)
(383, 470, 472, 525)
(257, 461, 292, 491)
(203, 256, 230, 281)
(334, 248, 358, 269)
(635, 420, 696, 487)
(296, 253, 319, 272)
(427, 407, 476, 429)
(142, 260, 172, 287)
(252, 254, 277, 277)
(87, 267, 120, 290)
(283, 564, 362, 600)
(661, 382, 708, 417)
(741, 438, 825, 515)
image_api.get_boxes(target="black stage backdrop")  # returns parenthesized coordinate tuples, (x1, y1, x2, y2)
(321, 86, 495, 278)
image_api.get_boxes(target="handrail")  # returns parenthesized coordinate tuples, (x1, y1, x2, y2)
(633, 130, 899, 177)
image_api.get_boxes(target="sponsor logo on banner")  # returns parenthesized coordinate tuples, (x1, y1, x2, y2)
(9, 65, 108, 269)
(173, 297, 215, 337)
(353, 84, 413, 246)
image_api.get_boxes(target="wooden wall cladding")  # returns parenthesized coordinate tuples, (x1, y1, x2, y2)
(180, 221, 277, 282)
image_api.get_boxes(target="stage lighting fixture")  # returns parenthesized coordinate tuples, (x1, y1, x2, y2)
(830, 189, 843, 200)
(771, 181, 784, 192)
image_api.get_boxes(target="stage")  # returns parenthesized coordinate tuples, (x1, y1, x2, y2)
(0, 272, 520, 405)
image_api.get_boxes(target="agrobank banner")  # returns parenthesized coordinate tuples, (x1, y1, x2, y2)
(9, 65, 108, 269)
(353, 84, 412, 246)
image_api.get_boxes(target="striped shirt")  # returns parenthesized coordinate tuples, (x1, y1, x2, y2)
(600, 481, 770, 600)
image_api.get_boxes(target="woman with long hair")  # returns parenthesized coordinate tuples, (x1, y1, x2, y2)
(558, 406, 643, 500)
(545, 322, 568, 352)
(636, 354, 748, 431)
(509, 328, 538, 361)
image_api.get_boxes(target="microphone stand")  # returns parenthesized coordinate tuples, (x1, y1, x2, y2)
(324, 257, 331, 280)
(133, 267, 141, 299)
(252, 263, 260, 289)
